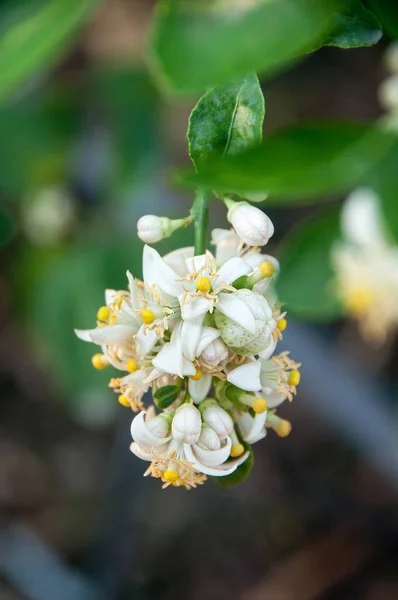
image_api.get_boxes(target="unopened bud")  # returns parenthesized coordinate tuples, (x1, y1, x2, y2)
(225, 200, 274, 247)
(200, 400, 234, 439)
(201, 338, 229, 366)
(137, 215, 186, 244)
(379, 75, 398, 113)
(172, 404, 202, 445)
(195, 425, 221, 451)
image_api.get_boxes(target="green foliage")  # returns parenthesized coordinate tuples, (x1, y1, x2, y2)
(325, 1, 382, 47)
(149, 0, 383, 95)
(276, 207, 343, 320)
(0, 206, 14, 246)
(188, 72, 264, 169)
(215, 443, 254, 488)
(0, 0, 102, 104)
(154, 385, 182, 409)
(178, 122, 396, 203)
(367, 0, 398, 39)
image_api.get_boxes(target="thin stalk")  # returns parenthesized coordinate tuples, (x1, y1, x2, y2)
(191, 189, 209, 255)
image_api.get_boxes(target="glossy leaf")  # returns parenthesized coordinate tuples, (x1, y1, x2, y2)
(188, 72, 264, 169)
(215, 443, 254, 489)
(0, 0, 101, 103)
(177, 122, 397, 203)
(367, 0, 398, 39)
(276, 207, 343, 320)
(149, 0, 339, 95)
(154, 385, 181, 409)
(325, 1, 382, 48)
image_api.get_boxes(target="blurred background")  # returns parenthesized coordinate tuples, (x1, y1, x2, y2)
(1, 1, 398, 599)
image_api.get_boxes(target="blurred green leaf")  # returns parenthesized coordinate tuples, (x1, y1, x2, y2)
(0, 0, 102, 103)
(276, 207, 342, 320)
(149, 0, 340, 95)
(188, 72, 264, 169)
(325, 1, 382, 47)
(177, 122, 397, 203)
(0, 205, 15, 245)
(215, 443, 253, 489)
(366, 0, 398, 39)
(367, 136, 398, 243)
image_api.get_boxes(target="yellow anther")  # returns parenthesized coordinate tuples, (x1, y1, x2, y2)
(97, 306, 109, 321)
(91, 354, 108, 370)
(252, 397, 267, 414)
(196, 277, 212, 293)
(230, 443, 245, 458)
(190, 367, 203, 381)
(277, 318, 287, 332)
(163, 469, 179, 483)
(259, 261, 275, 278)
(118, 395, 130, 407)
(141, 309, 155, 324)
(126, 359, 138, 373)
(289, 369, 301, 387)
(276, 419, 292, 438)
(345, 287, 373, 315)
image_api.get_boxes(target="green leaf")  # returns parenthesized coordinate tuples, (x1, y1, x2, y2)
(366, 0, 398, 40)
(177, 122, 397, 203)
(188, 72, 264, 170)
(325, 1, 382, 47)
(0, 206, 15, 245)
(276, 207, 343, 320)
(154, 385, 181, 409)
(149, 0, 339, 95)
(215, 442, 254, 489)
(0, 0, 102, 103)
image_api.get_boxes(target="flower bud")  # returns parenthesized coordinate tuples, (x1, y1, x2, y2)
(146, 414, 172, 438)
(200, 400, 234, 439)
(214, 289, 276, 356)
(172, 404, 202, 445)
(384, 43, 398, 75)
(226, 200, 274, 246)
(201, 338, 229, 366)
(137, 215, 170, 243)
(379, 75, 398, 113)
(195, 425, 221, 451)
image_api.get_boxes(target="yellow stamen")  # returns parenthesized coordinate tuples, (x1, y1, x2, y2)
(230, 443, 245, 457)
(277, 318, 287, 332)
(163, 469, 179, 483)
(118, 395, 130, 407)
(141, 309, 155, 324)
(259, 261, 275, 278)
(345, 287, 373, 315)
(276, 419, 292, 438)
(196, 277, 212, 293)
(126, 359, 138, 373)
(289, 369, 301, 387)
(190, 367, 203, 381)
(253, 397, 267, 414)
(91, 354, 108, 370)
(97, 306, 109, 321)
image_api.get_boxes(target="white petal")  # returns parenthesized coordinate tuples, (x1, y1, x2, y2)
(189, 374, 212, 404)
(143, 245, 182, 298)
(75, 328, 94, 342)
(163, 247, 194, 277)
(192, 437, 231, 466)
(213, 256, 251, 288)
(126, 270, 139, 309)
(212, 228, 241, 265)
(185, 254, 208, 274)
(180, 295, 210, 320)
(180, 316, 204, 361)
(264, 390, 285, 408)
(152, 342, 183, 377)
(88, 324, 134, 344)
(130, 441, 169, 461)
(341, 188, 386, 248)
(136, 324, 159, 357)
(105, 289, 117, 305)
(184, 442, 249, 476)
(258, 336, 277, 360)
(216, 293, 256, 334)
(237, 411, 267, 444)
(227, 361, 262, 392)
(131, 412, 172, 449)
(196, 326, 220, 357)
(182, 356, 196, 377)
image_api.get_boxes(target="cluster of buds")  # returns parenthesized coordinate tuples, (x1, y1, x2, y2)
(75, 199, 301, 489)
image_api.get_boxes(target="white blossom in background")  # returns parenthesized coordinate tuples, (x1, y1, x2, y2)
(22, 187, 76, 246)
(75, 200, 301, 489)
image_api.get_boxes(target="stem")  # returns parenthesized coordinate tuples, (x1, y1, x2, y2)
(191, 189, 209, 255)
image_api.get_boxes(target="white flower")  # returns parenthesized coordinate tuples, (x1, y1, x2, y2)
(236, 411, 267, 444)
(130, 410, 172, 452)
(332, 188, 398, 342)
(172, 404, 202, 444)
(226, 201, 274, 246)
(137, 215, 187, 244)
(214, 288, 276, 355)
(379, 75, 398, 113)
(200, 400, 234, 439)
(385, 42, 398, 75)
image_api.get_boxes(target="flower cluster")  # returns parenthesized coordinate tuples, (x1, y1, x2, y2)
(75, 201, 300, 489)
